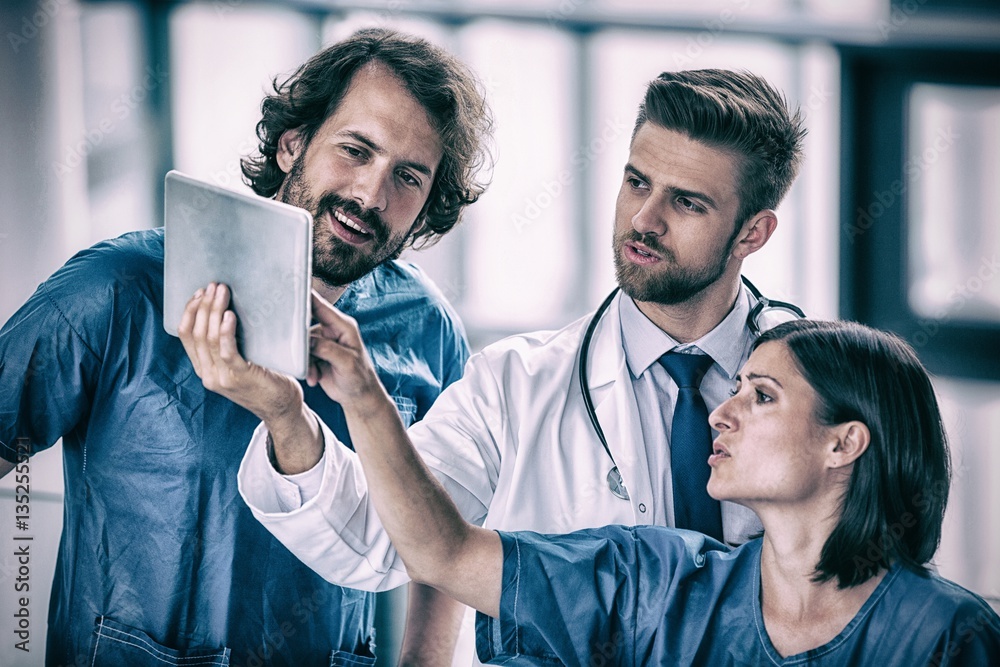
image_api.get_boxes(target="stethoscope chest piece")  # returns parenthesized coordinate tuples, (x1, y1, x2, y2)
(607, 466, 630, 501)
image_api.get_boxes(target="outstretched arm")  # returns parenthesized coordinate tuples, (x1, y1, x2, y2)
(180, 284, 502, 615)
(307, 291, 502, 616)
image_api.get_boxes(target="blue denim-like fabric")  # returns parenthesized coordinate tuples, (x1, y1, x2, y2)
(476, 526, 1000, 666)
(0, 228, 468, 666)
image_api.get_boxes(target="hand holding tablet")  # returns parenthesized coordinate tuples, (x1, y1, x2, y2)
(163, 170, 313, 378)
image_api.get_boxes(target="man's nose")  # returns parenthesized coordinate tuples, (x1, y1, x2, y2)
(631, 196, 667, 237)
(351, 163, 390, 212)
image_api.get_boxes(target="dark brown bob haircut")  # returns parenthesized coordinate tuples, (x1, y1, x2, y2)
(633, 69, 806, 230)
(241, 27, 493, 248)
(755, 319, 951, 589)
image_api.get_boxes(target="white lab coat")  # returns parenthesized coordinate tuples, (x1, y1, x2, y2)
(238, 288, 767, 664)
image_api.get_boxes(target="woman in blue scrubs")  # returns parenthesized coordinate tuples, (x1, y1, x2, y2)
(294, 311, 1000, 665)
(185, 285, 1000, 664)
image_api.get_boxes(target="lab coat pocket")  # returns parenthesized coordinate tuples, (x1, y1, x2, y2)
(390, 395, 418, 428)
(88, 616, 231, 666)
(329, 649, 376, 666)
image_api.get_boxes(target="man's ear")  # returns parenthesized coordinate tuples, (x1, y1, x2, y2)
(731, 210, 777, 260)
(276, 128, 305, 174)
(827, 421, 871, 469)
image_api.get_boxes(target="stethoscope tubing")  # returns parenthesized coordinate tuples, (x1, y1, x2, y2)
(577, 276, 804, 500)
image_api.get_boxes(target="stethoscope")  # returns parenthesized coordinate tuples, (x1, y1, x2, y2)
(578, 276, 805, 501)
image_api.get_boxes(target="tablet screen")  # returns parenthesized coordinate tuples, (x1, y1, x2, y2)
(163, 170, 313, 379)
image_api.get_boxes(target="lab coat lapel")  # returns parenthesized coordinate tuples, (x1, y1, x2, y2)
(586, 292, 653, 522)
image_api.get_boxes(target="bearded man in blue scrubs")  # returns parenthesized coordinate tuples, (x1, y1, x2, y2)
(0, 28, 492, 666)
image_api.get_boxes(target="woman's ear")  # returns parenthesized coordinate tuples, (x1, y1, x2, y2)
(828, 421, 870, 469)
(276, 128, 305, 174)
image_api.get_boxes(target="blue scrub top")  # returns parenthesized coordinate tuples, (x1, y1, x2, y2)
(0, 229, 469, 666)
(477, 526, 1000, 666)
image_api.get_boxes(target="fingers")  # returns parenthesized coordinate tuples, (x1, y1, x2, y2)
(178, 288, 206, 375)
(206, 282, 230, 352)
(307, 332, 383, 404)
(205, 284, 235, 372)
(311, 290, 361, 346)
(174, 283, 305, 421)
(311, 290, 337, 320)
(309, 333, 358, 367)
(177, 283, 245, 385)
(191, 283, 220, 381)
(306, 323, 322, 386)
(218, 310, 240, 365)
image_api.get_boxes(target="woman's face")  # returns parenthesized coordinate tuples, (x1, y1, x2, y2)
(706, 341, 838, 508)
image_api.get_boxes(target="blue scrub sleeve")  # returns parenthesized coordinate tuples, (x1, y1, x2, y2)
(929, 586, 1000, 666)
(474, 528, 638, 664)
(0, 267, 110, 461)
(474, 526, 733, 665)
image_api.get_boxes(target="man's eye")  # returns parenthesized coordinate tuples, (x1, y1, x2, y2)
(627, 177, 647, 190)
(398, 171, 419, 187)
(677, 197, 704, 213)
(343, 146, 364, 158)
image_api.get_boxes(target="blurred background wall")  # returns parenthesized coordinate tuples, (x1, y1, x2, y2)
(1, 0, 998, 664)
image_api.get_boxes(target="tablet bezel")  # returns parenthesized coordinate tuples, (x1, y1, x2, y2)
(163, 170, 313, 379)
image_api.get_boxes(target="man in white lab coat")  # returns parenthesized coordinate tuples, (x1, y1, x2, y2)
(183, 69, 807, 665)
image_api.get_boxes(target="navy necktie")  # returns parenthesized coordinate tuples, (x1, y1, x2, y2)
(659, 351, 724, 542)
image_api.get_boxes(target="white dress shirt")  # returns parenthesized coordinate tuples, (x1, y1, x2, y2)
(619, 293, 763, 544)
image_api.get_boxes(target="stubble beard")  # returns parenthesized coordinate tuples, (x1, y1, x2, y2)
(278, 156, 411, 289)
(613, 228, 734, 305)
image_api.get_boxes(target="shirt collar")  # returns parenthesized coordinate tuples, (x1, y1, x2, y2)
(619, 282, 753, 381)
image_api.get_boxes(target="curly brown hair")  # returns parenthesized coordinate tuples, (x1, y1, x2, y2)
(241, 28, 493, 248)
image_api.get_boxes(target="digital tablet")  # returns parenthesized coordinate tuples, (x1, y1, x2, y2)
(163, 170, 313, 379)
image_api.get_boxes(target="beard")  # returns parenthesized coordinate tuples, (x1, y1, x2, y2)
(278, 156, 411, 288)
(613, 228, 734, 305)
